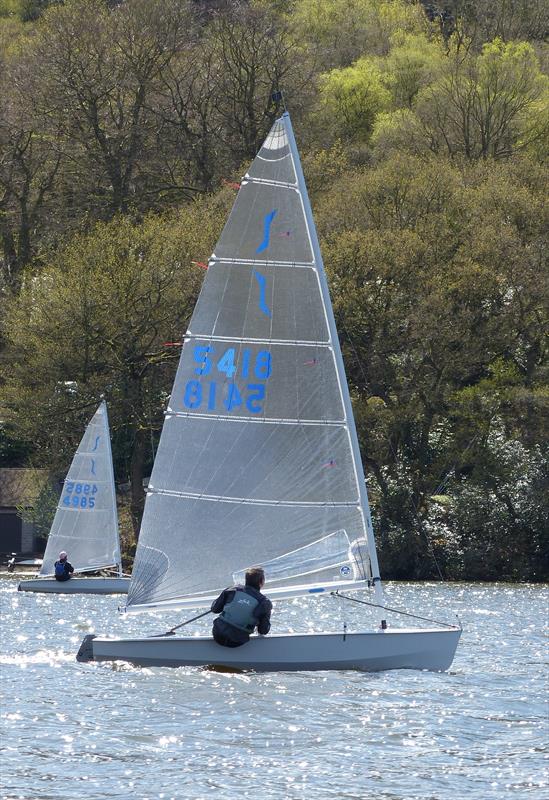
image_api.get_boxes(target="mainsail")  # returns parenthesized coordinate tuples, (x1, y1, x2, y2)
(127, 113, 381, 611)
(40, 401, 121, 576)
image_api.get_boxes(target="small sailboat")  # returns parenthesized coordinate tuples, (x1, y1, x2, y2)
(78, 113, 460, 669)
(19, 401, 129, 594)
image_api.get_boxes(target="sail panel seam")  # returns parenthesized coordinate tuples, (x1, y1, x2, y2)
(146, 489, 360, 508)
(165, 410, 347, 425)
(210, 257, 315, 269)
(242, 176, 298, 189)
(184, 332, 332, 346)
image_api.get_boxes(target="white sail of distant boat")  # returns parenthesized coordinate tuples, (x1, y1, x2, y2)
(19, 402, 129, 594)
(78, 112, 460, 669)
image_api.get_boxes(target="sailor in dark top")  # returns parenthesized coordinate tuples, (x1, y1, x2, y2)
(54, 551, 74, 582)
(211, 567, 272, 648)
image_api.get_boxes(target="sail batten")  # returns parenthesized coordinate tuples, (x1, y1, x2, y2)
(242, 177, 298, 189)
(185, 334, 333, 346)
(211, 258, 315, 268)
(165, 410, 346, 426)
(147, 488, 360, 508)
(127, 114, 377, 610)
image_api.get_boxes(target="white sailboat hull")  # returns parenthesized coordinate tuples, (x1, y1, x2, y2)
(18, 577, 130, 594)
(78, 627, 461, 672)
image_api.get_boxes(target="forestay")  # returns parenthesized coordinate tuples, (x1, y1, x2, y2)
(127, 113, 380, 612)
(40, 401, 121, 576)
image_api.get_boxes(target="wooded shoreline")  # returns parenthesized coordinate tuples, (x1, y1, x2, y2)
(1, 1, 547, 582)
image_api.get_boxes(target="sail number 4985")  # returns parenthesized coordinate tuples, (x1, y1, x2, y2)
(62, 482, 98, 509)
(183, 346, 271, 414)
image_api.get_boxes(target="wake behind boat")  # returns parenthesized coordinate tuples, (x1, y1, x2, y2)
(19, 402, 129, 595)
(78, 112, 460, 669)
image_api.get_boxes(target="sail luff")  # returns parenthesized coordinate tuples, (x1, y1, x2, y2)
(282, 113, 384, 602)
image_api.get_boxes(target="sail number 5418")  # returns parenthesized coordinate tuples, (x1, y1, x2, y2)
(183, 346, 272, 414)
(193, 346, 271, 380)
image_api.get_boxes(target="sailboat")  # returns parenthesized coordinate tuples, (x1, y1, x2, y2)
(18, 401, 129, 594)
(77, 113, 460, 669)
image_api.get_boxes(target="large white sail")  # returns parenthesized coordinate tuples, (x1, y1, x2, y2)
(40, 401, 121, 576)
(127, 113, 381, 611)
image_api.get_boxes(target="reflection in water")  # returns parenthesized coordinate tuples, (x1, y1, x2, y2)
(1, 578, 547, 799)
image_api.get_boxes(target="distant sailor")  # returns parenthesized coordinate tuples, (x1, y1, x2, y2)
(211, 567, 272, 648)
(54, 551, 74, 582)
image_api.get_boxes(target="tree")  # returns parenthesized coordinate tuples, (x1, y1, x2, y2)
(17, 482, 58, 541)
(0, 0, 205, 277)
(316, 153, 548, 579)
(373, 38, 549, 161)
(150, 1, 313, 192)
(31, 0, 197, 217)
(381, 31, 444, 108)
(0, 47, 62, 282)
(439, 0, 549, 49)
(293, 0, 429, 69)
(204, 1, 314, 163)
(320, 57, 392, 141)
(151, 38, 222, 194)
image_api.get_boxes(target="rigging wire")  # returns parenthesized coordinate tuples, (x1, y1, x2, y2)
(332, 591, 460, 630)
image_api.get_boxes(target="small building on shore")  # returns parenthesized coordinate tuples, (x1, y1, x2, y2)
(0, 469, 50, 555)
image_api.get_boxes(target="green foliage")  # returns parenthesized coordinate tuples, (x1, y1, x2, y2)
(443, 0, 549, 48)
(374, 37, 549, 160)
(0, 0, 21, 17)
(0, 423, 33, 466)
(321, 57, 392, 140)
(437, 423, 549, 581)
(293, 0, 429, 68)
(317, 153, 548, 580)
(0, 9, 27, 56)
(0, 0, 315, 277)
(18, 0, 53, 21)
(302, 141, 350, 197)
(0, 0, 55, 21)
(381, 32, 444, 108)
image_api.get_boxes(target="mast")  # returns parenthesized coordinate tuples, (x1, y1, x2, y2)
(102, 401, 122, 576)
(283, 112, 384, 604)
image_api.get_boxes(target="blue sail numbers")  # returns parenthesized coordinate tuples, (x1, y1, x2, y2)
(61, 481, 99, 509)
(184, 345, 272, 414)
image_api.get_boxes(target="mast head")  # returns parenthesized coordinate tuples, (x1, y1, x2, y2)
(271, 88, 287, 114)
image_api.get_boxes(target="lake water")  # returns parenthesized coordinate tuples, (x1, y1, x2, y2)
(1, 579, 547, 800)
